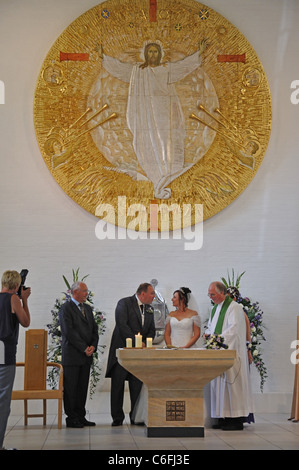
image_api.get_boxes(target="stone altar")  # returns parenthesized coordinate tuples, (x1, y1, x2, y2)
(117, 348, 236, 437)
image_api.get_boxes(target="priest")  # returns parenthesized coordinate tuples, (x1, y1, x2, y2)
(205, 281, 254, 430)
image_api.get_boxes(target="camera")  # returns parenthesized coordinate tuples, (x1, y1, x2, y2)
(17, 269, 29, 297)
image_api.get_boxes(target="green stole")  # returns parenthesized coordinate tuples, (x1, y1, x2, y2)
(210, 296, 233, 334)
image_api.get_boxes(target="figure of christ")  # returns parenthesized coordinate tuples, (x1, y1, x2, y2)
(99, 40, 208, 199)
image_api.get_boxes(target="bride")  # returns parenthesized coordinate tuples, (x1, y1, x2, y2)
(164, 287, 201, 348)
(131, 287, 201, 425)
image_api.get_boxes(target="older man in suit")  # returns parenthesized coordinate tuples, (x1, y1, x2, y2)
(59, 281, 99, 428)
(106, 283, 156, 426)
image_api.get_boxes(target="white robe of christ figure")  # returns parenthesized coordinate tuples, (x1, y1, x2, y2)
(99, 41, 208, 199)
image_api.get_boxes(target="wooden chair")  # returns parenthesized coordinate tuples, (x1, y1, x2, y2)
(290, 316, 299, 422)
(11, 329, 63, 429)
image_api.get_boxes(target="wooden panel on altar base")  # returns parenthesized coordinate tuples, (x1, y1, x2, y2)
(290, 316, 299, 422)
(117, 348, 236, 437)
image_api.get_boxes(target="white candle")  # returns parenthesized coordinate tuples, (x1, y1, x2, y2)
(135, 333, 142, 348)
(126, 338, 132, 348)
(146, 337, 152, 348)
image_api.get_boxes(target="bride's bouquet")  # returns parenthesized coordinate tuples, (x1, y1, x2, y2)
(204, 334, 228, 350)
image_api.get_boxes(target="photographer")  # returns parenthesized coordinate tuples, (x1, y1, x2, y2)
(0, 270, 31, 450)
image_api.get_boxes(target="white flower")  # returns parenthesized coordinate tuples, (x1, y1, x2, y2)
(253, 349, 259, 356)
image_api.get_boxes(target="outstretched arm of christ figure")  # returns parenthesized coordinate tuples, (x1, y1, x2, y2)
(96, 43, 133, 83)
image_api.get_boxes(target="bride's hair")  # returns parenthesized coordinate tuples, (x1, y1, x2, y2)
(173, 287, 191, 307)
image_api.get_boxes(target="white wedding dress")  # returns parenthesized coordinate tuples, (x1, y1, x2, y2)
(167, 315, 201, 348)
(131, 314, 201, 424)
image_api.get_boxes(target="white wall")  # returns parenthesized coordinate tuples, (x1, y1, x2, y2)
(0, 0, 298, 414)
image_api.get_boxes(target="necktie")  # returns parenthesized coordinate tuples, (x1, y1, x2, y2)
(79, 303, 85, 317)
(140, 304, 144, 325)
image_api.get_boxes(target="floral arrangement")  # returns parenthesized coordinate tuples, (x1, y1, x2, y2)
(221, 269, 267, 392)
(146, 306, 154, 314)
(46, 268, 106, 398)
(205, 334, 228, 350)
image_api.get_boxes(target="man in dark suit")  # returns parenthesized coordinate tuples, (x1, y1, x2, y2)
(59, 281, 99, 428)
(106, 283, 156, 426)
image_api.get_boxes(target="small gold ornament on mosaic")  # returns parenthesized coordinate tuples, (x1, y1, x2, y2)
(34, 0, 271, 230)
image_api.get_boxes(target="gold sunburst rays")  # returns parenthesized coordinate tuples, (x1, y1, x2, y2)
(190, 104, 260, 170)
(196, 173, 237, 194)
(34, 0, 272, 228)
(43, 104, 117, 169)
(72, 168, 114, 197)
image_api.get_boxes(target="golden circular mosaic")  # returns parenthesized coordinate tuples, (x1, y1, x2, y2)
(34, 0, 272, 230)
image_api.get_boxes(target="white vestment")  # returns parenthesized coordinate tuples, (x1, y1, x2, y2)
(206, 300, 254, 418)
(102, 52, 202, 198)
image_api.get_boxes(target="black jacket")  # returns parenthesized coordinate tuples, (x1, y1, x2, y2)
(59, 300, 99, 366)
(105, 294, 156, 377)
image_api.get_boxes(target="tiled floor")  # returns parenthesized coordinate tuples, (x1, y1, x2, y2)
(4, 412, 299, 450)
